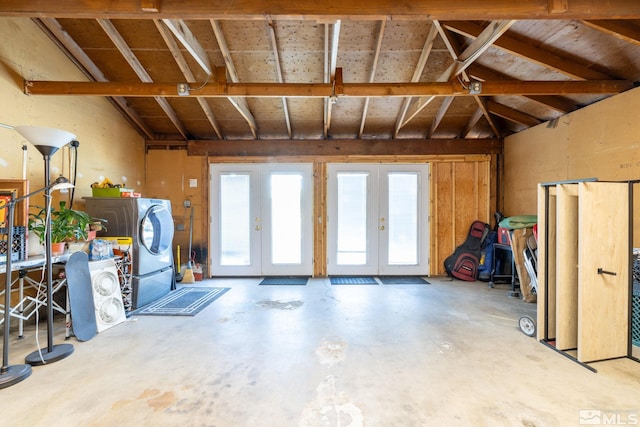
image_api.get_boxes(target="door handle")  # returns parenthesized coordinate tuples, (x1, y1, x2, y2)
(379, 225, 385, 231)
(597, 268, 616, 276)
(255, 225, 261, 231)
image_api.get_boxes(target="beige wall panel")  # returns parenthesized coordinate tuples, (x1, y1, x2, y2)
(504, 86, 640, 216)
(432, 159, 491, 275)
(0, 17, 144, 209)
(433, 162, 454, 274)
(145, 150, 208, 269)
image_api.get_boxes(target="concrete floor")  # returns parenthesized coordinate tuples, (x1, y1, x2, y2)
(2, 276, 640, 426)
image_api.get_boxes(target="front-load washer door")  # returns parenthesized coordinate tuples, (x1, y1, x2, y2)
(138, 203, 174, 274)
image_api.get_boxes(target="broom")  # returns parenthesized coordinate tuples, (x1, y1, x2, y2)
(175, 244, 183, 282)
(181, 207, 195, 283)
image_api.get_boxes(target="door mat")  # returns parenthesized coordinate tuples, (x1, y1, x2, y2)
(379, 276, 430, 285)
(132, 287, 230, 316)
(330, 276, 378, 285)
(259, 277, 308, 286)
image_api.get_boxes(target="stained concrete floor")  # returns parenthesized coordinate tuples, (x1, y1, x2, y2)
(2, 276, 640, 427)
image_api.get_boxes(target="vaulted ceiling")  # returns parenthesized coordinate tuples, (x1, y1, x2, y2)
(2, 1, 640, 155)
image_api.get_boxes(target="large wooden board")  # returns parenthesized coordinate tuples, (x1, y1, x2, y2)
(577, 182, 629, 362)
(537, 185, 557, 341)
(555, 184, 579, 350)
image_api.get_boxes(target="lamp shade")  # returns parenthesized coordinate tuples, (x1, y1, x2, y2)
(13, 126, 76, 157)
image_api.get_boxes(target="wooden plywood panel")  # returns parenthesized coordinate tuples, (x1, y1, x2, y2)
(537, 185, 557, 341)
(578, 181, 629, 362)
(432, 159, 491, 275)
(555, 184, 579, 350)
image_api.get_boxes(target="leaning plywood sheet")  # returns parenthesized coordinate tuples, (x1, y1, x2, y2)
(537, 185, 557, 341)
(555, 184, 579, 351)
(577, 181, 629, 363)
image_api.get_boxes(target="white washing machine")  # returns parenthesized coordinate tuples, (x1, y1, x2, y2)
(85, 197, 175, 309)
(89, 258, 127, 332)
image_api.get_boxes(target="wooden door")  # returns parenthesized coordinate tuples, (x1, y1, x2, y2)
(577, 181, 629, 362)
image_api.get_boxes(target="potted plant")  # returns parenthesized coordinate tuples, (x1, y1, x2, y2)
(29, 201, 107, 255)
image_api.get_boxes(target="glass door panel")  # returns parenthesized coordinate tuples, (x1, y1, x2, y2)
(378, 164, 429, 275)
(219, 174, 251, 266)
(336, 173, 369, 265)
(387, 172, 418, 265)
(211, 164, 312, 276)
(327, 165, 378, 275)
(262, 165, 313, 275)
(328, 163, 430, 276)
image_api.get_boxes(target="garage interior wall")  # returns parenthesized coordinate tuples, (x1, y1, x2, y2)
(503, 85, 640, 246)
(0, 17, 496, 279)
(146, 151, 493, 277)
(0, 18, 146, 210)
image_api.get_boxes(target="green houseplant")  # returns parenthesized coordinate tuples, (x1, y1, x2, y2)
(29, 201, 106, 245)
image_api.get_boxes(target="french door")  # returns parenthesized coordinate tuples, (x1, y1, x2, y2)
(210, 164, 313, 276)
(327, 164, 430, 276)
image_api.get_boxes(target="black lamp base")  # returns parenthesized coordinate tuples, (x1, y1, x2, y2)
(25, 343, 74, 366)
(0, 364, 32, 389)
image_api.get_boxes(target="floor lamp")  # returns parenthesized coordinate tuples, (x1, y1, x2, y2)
(0, 179, 73, 388)
(13, 126, 77, 366)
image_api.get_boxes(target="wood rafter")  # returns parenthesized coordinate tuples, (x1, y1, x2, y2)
(393, 23, 438, 138)
(267, 18, 292, 138)
(433, 20, 502, 137)
(324, 20, 341, 138)
(35, 18, 155, 139)
(96, 18, 188, 138)
(443, 21, 615, 80)
(210, 19, 259, 138)
(582, 20, 640, 46)
(161, 19, 214, 75)
(467, 65, 576, 113)
(2, 1, 640, 20)
(486, 100, 542, 127)
(359, 20, 386, 138)
(399, 20, 515, 131)
(462, 107, 485, 138)
(154, 19, 223, 139)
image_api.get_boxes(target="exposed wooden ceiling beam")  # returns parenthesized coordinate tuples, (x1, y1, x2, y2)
(186, 138, 502, 157)
(359, 20, 386, 138)
(399, 20, 515, 130)
(462, 107, 485, 138)
(3, 1, 640, 20)
(467, 64, 576, 113)
(96, 18, 188, 139)
(582, 20, 640, 46)
(443, 21, 614, 80)
(35, 18, 155, 139)
(154, 19, 223, 139)
(393, 23, 438, 138)
(325, 20, 341, 137)
(210, 19, 259, 138)
(25, 79, 634, 97)
(267, 18, 292, 138)
(486, 100, 542, 127)
(429, 96, 455, 137)
(161, 19, 214, 75)
(473, 96, 501, 137)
